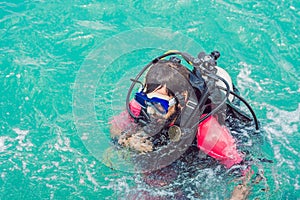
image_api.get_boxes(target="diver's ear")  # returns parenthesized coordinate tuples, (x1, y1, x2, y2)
(165, 104, 176, 119)
(182, 90, 188, 102)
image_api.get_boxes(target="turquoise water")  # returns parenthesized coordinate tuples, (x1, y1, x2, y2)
(1, 0, 299, 199)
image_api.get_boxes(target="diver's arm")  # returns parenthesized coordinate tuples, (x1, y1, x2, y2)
(109, 99, 142, 138)
(109, 100, 153, 153)
(230, 184, 250, 200)
(229, 167, 253, 200)
(110, 123, 123, 139)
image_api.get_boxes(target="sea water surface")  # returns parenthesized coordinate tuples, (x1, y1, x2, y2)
(0, 0, 299, 199)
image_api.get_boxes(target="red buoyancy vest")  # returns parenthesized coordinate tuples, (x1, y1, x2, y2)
(197, 115, 243, 168)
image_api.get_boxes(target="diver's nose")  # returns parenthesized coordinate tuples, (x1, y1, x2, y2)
(147, 106, 166, 119)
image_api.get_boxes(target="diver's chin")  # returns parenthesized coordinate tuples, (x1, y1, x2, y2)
(142, 115, 167, 137)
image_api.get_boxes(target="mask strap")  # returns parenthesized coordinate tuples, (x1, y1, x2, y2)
(168, 98, 176, 107)
(175, 92, 185, 107)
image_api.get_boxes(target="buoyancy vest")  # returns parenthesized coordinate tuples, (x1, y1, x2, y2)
(123, 99, 243, 168)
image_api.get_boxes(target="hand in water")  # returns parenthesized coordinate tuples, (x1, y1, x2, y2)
(230, 168, 253, 200)
(118, 130, 153, 153)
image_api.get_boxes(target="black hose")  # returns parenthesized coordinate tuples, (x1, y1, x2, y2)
(218, 86, 259, 130)
(126, 62, 153, 120)
(191, 72, 231, 129)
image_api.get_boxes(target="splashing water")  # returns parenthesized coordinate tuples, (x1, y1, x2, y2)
(1, 0, 299, 199)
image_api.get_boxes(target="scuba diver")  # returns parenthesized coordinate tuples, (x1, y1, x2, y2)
(109, 50, 260, 199)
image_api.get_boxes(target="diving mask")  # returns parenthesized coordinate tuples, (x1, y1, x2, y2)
(134, 92, 176, 115)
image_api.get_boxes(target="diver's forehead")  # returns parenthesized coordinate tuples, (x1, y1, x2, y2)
(147, 92, 170, 100)
(150, 85, 171, 96)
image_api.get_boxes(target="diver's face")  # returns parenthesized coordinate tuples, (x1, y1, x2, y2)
(146, 85, 176, 120)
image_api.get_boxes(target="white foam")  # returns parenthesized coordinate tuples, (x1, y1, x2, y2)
(237, 62, 263, 95)
(85, 170, 99, 189)
(13, 128, 29, 136)
(0, 137, 5, 152)
(5, 72, 14, 78)
(263, 103, 300, 171)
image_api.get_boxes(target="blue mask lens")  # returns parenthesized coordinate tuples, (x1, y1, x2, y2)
(135, 92, 171, 114)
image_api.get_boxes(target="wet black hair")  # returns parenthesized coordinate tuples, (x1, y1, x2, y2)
(145, 60, 192, 96)
(144, 84, 175, 97)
